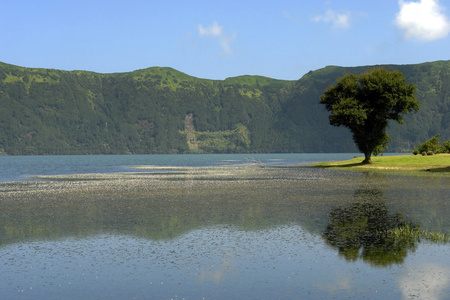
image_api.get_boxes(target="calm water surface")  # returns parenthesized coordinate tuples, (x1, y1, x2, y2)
(0, 154, 449, 299)
(0, 153, 374, 182)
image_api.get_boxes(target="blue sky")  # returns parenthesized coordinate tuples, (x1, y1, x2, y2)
(1, 0, 449, 80)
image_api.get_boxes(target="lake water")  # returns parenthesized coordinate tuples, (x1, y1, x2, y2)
(0, 153, 361, 182)
(0, 154, 449, 299)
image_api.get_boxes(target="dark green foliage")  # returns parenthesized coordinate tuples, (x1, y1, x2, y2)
(413, 134, 450, 154)
(0, 62, 292, 154)
(320, 68, 419, 163)
(414, 134, 440, 154)
(442, 141, 450, 153)
(0, 60, 450, 155)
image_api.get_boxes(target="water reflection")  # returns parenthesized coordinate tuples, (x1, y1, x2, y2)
(0, 167, 448, 247)
(323, 187, 418, 266)
(399, 262, 450, 299)
(0, 166, 449, 299)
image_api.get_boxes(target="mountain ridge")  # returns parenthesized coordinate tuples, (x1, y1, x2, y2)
(0, 60, 449, 155)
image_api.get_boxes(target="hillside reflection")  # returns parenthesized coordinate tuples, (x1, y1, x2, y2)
(1, 166, 448, 262)
(323, 188, 418, 266)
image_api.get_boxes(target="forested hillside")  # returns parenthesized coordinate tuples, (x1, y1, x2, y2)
(0, 60, 449, 155)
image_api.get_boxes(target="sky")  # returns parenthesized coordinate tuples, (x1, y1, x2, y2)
(1, 0, 450, 80)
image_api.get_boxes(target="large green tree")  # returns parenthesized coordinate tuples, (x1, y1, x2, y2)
(320, 68, 419, 163)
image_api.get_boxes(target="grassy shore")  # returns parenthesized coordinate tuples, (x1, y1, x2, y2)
(315, 153, 450, 173)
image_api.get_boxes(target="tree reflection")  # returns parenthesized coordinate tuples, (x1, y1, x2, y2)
(323, 188, 418, 267)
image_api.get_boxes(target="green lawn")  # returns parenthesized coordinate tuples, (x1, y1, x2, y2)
(315, 154, 450, 173)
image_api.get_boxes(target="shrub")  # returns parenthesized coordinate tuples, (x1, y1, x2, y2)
(442, 141, 450, 153)
(427, 150, 434, 156)
(417, 135, 441, 153)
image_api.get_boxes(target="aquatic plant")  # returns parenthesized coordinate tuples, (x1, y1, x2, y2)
(246, 157, 266, 168)
(322, 191, 421, 267)
(381, 224, 449, 244)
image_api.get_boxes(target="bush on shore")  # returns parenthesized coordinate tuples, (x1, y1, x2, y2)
(413, 134, 450, 155)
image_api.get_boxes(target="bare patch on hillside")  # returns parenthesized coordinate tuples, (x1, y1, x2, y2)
(185, 113, 198, 151)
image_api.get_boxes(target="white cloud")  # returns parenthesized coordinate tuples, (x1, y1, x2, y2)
(197, 21, 223, 37)
(197, 21, 235, 56)
(218, 33, 235, 56)
(313, 9, 351, 29)
(395, 0, 450, 41)
(398, 263, 450, 299)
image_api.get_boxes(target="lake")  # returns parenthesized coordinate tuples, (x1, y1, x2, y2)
(0, 154, 449, 299)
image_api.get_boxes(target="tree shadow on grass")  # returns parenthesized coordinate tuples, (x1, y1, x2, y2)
(427, 166, 450, 173)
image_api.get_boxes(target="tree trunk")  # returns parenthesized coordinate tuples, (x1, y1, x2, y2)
(362, 152, 373, 164)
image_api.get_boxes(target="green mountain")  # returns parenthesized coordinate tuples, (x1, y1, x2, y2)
(0, 60, 449, 155)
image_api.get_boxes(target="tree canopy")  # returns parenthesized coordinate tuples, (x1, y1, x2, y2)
(320, 68, 419, 163)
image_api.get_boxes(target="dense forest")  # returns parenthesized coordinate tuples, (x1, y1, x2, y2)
(0, 60, 449, 155)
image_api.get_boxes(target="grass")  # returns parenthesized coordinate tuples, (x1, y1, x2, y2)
(381, 224, 450, 243)
(315, 153, 450, 173)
